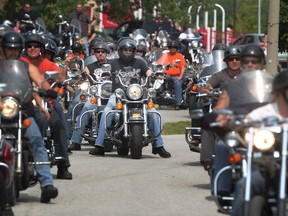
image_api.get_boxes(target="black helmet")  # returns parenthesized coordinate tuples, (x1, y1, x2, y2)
(25, 33, 45, 49)
(94, 42, 108, 53)
(136, 44, 147, 56)
(1, 31, 24, 49)
(272, 70, 288, 94)
(168, 40, 179, 49)
(212, 43, 228, 51)
(71, 42, 84, 53)
(224, 45, 241, 61)
(89, 38, 103, 48)
(45, 38, 58, 55)
(118, 37, 136, 62)
(240, 44, 265, 61)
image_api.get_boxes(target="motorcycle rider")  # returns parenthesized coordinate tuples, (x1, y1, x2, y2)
(157, 40, 186, 110)
(232, 69, 288, 216)
(69, 42, 110, 150)
(203, 44, 267, 203)
(89, 37, 171, 158)
(20, 33, 72, 180)
(199, 45, 241, 171)
(0, 31, 58, 202)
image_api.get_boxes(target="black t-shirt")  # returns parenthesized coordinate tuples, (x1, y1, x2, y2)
(87, 59, 111, 82)
(17, 10, 38, 22)
(109, 58, 149, 92)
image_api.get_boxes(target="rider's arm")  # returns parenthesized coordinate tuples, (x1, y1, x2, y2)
(28, 64, 51, 90)
(213, 89, 230, 110)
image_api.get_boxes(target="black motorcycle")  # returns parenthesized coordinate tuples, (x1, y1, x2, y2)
(0, 60, 50, 206)
(105, 67, 161, 159)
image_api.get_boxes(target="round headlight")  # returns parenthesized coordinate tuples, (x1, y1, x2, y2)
(224, 131, 240, 148)
(101, 82, 112, 98)
(1, 97, 19, 119)
(115, 88, 125, 99)
(147, 88, 156, 98)
(253, 129, 275, 151)
(192, 41, 198, 48)
(126, 84, 143, 100)
(89, 85, 97, 94)
(80, 82, 89, 91)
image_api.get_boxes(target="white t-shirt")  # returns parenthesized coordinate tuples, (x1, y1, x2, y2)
(246, 102, 283, 121)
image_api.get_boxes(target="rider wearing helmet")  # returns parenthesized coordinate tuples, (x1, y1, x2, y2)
(157, 40, 186, 110)
(43, 38, 58, 61)
(240, 44, 266, 70)
(89, 37, 171, 158)
(0, 31, 59, 202)
(89, 38, 103, 55)
(136, 44, 147, 57)
(198, 45, 242, 171)
(69, 41, 110, 151)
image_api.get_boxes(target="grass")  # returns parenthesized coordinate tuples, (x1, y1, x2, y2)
(162, 121, 191, 135)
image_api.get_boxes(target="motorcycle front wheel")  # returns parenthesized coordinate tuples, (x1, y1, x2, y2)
(129, 124, 144, 159)
(248, 195, 270, 216)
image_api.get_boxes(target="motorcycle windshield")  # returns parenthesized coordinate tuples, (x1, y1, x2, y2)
(200, 50, 227, 77)
(227, 69, 273, 114)
(70, 18, 82, 36)
(132, 29, 148, 39)
(0, 60, 32, 104)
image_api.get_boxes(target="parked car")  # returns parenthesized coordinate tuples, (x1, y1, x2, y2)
(232, 33, 267, 51)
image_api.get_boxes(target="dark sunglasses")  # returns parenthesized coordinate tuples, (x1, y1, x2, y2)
(95, 50, 106, 54)
(26, 43, 41, 49)
(136, 50, 144, 53)
(242, 59, 261, 65)
(227, 57, 240, 62)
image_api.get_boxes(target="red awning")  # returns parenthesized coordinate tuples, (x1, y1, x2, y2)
(102, 13, 118, 28)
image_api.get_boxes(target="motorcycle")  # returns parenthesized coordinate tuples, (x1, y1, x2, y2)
(105, 67, 161, 159)
(76, 64, 113, 151)
(150, 60, 189, 108)
(0, 60, 51, 206)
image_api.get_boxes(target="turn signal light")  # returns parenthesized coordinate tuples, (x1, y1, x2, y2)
(90, 98, 97, 104)
(80, 94, 86, 101)
(116, 102, 123, 110)
(191, 85, 198, 91)
(228, 153, 242, 165)
(147, 101, 154, 109)
(23, 119, 32, 127)
(58, 88, 65, 95)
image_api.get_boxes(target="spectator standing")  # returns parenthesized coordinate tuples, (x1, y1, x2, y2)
(15, 3, 38, 33)
(68, 3, 92, 57)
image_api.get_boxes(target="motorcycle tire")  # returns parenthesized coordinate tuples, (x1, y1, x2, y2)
(6, 177, 18, 206)
(248, 195, 270, 216)
(104, 140, 114, 152)
(117, 138, 129, 156)
(18, 150, 30, 191)
(129, 124, 144, 159)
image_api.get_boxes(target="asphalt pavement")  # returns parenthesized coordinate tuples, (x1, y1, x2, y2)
(12, 109, 222, 216)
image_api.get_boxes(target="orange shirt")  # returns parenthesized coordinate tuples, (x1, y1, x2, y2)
(157, 52, 186, 76)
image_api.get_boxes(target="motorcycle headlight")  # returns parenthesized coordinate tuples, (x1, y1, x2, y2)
(147, 88, 156, 98)
(1, 97, 19, 119)
(224, 131, 240, 148)
(115, 88, 125, 99)
(80, 82, 89, 91)
(253, 130, 275, 151)
(126, 84, 143, 100)
(192, 41, 198, 48)
(89, 85, 97, 94)
(101, 82, 112, 98)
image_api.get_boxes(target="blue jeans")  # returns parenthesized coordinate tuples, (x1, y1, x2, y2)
(212, 139, 232, 193)
(24, 117, 53, 187)
(71, 99, 96, 144)
(54, 99, 70, 146)
(95, 94, 164, 148)
(171, 76, 183, 106)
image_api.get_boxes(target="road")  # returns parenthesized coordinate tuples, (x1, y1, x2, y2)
(13, 110, 222, 216)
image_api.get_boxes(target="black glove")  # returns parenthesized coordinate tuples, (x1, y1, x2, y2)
(165, 64, 170, 70)
(46, 89, 58, 99)
(81, 72, 87, 79)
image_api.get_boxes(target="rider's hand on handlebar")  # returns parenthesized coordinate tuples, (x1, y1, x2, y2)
(216, 114, 233, 127)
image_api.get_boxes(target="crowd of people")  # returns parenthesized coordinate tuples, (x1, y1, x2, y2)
(0, 2, 286, 216)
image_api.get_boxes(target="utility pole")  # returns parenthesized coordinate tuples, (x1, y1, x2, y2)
(266, 0, 280, 76)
